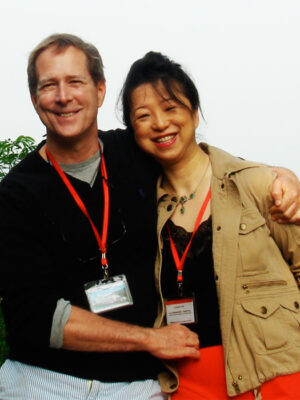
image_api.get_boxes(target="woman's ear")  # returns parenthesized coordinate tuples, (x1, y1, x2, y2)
(193, 109, 199, 129)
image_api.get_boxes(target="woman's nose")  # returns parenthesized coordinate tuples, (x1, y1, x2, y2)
(152, 112, 170, 131)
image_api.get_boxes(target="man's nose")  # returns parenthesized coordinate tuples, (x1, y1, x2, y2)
(55, 83, 72, 104)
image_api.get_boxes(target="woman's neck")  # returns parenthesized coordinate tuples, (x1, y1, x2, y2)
(161, 146, 209, 196)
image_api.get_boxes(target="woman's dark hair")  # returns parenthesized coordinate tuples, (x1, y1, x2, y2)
(120, 51, 203, 129)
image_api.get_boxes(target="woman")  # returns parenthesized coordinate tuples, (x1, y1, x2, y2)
(120, 52, 300, 399)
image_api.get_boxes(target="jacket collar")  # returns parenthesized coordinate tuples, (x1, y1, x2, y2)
(157, 143, 262, 202)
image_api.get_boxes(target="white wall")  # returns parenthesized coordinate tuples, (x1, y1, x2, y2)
(0, 0, 299, 174)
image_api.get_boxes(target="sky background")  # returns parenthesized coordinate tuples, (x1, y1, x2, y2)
(1, 0, 299, 175)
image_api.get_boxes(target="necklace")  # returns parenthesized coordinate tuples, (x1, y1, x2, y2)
(177, 159, 210, 215)
(179, 193, 195, 214)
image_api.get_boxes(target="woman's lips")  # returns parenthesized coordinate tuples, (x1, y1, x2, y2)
(153, 133, 178, 148)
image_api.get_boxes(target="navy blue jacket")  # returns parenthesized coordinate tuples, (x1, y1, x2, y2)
(0, 129, 163, 381)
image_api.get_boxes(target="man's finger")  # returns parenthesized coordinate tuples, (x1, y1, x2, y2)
(271, 203, 298, 221)
(271, 178, 283, 206)
(183, 347, 201, 359)
(278, 209, 300, 225)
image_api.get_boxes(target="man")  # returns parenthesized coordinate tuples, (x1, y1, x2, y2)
(0, 33, 201, 400)
(0, 34, 299, 399)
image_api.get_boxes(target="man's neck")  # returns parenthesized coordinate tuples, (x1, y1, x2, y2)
(39, 134, 100, 164)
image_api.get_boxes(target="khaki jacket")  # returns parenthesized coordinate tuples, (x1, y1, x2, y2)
(155, 144, 300, 397)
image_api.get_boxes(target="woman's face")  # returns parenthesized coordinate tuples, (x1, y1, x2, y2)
(129, 81, 199, 167)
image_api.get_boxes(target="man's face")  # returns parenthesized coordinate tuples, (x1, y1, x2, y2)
(31, 45, 105, 142)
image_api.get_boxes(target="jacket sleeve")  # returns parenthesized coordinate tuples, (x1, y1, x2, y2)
(234, 166, 300, 287)
(0, 180, 66, 349)
(267, 209, 300, 287)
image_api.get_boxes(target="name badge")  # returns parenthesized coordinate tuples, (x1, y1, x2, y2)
(84, 274, 133, 314)
(165, 296, 197, 325)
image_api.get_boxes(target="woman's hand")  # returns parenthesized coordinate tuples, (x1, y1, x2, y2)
(270, 167, 300, 225)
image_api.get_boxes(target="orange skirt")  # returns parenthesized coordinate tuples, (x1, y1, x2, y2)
(171, 345, 300, 400)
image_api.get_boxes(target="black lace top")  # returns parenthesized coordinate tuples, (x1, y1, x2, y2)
(161, 216, 222, 348)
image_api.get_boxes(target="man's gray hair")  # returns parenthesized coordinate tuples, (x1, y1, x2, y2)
(28, 33, 105, 95)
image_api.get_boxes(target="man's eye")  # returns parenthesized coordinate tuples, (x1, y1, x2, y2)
(41, 83, 55, 89)
(166, 106, 176, 111)
(70, 80, 84, 85)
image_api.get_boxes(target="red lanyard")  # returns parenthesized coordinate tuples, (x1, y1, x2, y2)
(45, 145, 110, 272)
(166, 188, 211, 288)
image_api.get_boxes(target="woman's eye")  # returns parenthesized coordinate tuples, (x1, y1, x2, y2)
(166, 106, 176, 111)
(137, 113, 149, 120)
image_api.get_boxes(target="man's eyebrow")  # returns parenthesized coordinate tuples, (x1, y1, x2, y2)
(38, 78, 54, 86)
(38, 75, 87, 85)
(67, 75, 88, 81)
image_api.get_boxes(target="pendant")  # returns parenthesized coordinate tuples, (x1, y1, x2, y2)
(180, 196, 188, 214)
(179, 193, 195, 214)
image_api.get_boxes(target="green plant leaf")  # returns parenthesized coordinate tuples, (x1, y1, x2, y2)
(0, 136, 36, 181)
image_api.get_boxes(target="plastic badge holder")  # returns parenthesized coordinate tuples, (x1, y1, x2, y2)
(84, 274, 133, 314)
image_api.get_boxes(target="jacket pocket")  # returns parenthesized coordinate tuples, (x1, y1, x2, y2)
(241, 279, 287, 292)
(280, 296, 300, 324)
(239, 293, 300, 354)
(238, 208, 270, 275)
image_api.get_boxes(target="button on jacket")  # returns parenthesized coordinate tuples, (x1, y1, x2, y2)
(155, 144, 300, 397)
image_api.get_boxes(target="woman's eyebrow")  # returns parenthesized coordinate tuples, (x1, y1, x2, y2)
(133, 105, 148, 112)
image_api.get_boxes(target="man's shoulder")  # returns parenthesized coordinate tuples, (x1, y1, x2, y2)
(98, 127, 151, 167)
(98, 128, 130, 144)
(2, 143, 44, 179)
(99, 128, 137, 158)
(98, 128, 160, 187)
(0, 143, 51, 203)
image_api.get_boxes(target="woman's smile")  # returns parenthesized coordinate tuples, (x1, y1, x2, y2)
(130, 81, 199, 165)
(153, 133, 178, 148)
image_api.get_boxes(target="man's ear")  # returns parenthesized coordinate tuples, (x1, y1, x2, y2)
(30, 92, 38, 110)
(97, 80, 106, 108)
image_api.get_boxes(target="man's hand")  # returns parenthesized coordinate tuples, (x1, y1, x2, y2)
(145, 323, 200, 360)
(270, 167, 300, 225)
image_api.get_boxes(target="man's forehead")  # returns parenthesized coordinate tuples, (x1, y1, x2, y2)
(35, 45, 89, 78)
(37, 44, 86, 61)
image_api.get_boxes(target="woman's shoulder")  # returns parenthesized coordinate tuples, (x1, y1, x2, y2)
(233, 165, 275, 204)
(203, 143, 265, 174)
(204, 143, 275, 207)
